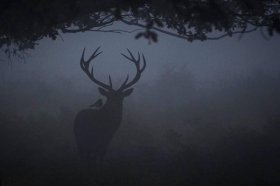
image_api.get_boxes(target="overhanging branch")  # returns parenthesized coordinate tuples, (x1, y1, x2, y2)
(120, 17, 260, 41)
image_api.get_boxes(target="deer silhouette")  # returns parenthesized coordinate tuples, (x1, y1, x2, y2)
(74, 47, 146, 174)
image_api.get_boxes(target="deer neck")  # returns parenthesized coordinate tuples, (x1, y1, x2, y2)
(101, 101, 123, 123)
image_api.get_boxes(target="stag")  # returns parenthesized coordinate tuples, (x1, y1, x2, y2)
(74, 47, 146, 174)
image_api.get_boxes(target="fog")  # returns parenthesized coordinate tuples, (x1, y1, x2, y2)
(1, 23, 280, 185)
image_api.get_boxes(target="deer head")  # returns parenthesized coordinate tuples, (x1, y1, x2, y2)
(80, 47, 146, 109)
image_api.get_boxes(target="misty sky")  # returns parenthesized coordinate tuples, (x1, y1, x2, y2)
(1, 22, 280, 90)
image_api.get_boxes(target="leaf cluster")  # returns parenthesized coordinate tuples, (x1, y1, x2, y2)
(0, 0, 279, 56)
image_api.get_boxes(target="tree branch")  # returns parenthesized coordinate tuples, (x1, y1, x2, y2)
(120, 17, 259, 41)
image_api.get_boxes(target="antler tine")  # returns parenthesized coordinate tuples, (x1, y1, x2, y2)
(120, 74, 129, 88)
(89, 47, 102, 62)
(121, 49, 140, 66)
(141, 54, 147, 72)
(81, 47, 102, 65)
(137, 52, 140, 63)
(109, 75, 113, 88)
(80, 48, 87, 69)
(127, 49, 136, 62)
(80, 47, 112, 91)
(121, 53, 133, 62)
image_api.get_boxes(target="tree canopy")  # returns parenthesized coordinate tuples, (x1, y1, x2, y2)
(1, 0, 280, 59)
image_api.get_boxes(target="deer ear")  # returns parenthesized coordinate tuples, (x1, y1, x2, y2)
(98, 87, 109, 96)
(123, 88, 134, 97)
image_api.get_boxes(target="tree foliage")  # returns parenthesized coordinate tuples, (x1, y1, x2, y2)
(1, 0, 280, 59)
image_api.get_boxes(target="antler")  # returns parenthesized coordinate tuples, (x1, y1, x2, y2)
(80, 47, 113, 90)
(119, 49, 146, 91)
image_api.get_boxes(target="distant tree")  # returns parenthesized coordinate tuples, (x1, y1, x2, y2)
(1, 0, 280, 60)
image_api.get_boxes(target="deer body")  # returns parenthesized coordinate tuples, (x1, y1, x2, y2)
(73, 47, 146, 173)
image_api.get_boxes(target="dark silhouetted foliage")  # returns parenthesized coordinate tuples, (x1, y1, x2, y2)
(1, 0, 280, 59)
